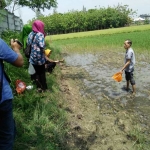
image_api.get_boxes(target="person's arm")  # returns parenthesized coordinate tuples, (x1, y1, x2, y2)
(59, 59, 64, 62)
(120, 59, 130, 73)
(11, 39, 24, 67)
(45, 55, 59, 63)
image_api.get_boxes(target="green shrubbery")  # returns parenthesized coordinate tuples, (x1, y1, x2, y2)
(1, 30, 21, 45)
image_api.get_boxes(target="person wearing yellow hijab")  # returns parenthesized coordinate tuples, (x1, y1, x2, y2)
(44, 49, 51, 56)
(44, 49, 64, 73)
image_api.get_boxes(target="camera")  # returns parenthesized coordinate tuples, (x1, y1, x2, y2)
(15, 40, 23, 47)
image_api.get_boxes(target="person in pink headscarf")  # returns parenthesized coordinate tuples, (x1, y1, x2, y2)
(27, 20, 47, 93)
(32, 20, 46, 37)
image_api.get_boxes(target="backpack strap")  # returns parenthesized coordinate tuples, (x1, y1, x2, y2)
(32, 33, 37, 43)
(23, 33, 37, 52)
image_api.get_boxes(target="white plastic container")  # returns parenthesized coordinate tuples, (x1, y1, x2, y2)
(26, 85, 33, 90)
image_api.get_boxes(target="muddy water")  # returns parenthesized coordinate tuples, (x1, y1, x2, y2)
(64, 52, 150, 132)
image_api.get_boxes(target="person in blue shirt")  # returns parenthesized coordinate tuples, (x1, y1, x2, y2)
(0, 38, 24, 150)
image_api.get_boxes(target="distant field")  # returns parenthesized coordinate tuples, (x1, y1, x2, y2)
(48, 25, 150, 53)
(46, 24, 150, 41)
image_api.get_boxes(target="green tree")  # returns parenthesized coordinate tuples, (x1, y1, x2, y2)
(19, 0, 57, 11)
(30, 4, 136, 34)
(4, 0, 57, 13)
(0, 0, 6, 9)
(35, 9, 44, 18)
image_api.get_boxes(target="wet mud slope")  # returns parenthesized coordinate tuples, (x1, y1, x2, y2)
(60, 50, 150, 150)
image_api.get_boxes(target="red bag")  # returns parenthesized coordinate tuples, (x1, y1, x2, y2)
(15, 80, 26, 94)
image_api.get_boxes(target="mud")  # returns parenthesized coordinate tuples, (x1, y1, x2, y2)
(61, 50, 150, 150)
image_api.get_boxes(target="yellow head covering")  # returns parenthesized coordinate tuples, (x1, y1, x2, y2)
(44, 49, 51, 56)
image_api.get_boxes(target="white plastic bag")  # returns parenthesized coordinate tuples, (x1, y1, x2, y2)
(28, 63, 35, 75)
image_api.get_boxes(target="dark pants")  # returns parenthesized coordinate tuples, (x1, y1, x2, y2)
(125, 71, 135, 85)
(45, 61, 56, 73)
(0, 100, 15, 150)
(32, 64, 47, 91)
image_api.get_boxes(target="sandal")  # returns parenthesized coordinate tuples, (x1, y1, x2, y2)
(37, 88, 43, 93)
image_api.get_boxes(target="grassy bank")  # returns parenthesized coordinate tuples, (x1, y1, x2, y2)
(12, 51, 68, 150)
(2, 31, 68, 150)
(12, 65, 67, 149)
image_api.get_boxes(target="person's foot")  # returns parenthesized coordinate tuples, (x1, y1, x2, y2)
(130, 92, 136, 98)
(127, 91, 136, 98)
(122, 86, 130, 92)
(37, 88, 43, 93)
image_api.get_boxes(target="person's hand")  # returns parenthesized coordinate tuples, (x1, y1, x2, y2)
(14, 39, 23, 47)
(59, 59, 64, 62)
(119, 70, 123, 74)
(10, 39, 22, 52)
(54, 60, 59, 63)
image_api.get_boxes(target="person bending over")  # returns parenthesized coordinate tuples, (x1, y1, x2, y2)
(44, 49, 64, 73)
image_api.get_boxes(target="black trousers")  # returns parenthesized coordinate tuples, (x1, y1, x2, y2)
(125, 71, 135, 85)
(32, 64, 47, 90)
(45, 61, 56, 73)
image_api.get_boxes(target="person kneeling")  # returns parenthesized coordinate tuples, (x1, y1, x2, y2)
(44, 49, 64, 73)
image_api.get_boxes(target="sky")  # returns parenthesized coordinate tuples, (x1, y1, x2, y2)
(14, 0, 150, 24)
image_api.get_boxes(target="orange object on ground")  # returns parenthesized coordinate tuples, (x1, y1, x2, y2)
(15, 80, 26, 94)
(112, 72, 122, 82)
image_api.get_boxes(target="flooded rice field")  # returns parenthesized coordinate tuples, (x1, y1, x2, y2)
(64, 50, 150, 149)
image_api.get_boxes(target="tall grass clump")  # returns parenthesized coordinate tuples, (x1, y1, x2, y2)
(1, 30, 21, 44)
(127, 126, 150, 150)
(1, 31, 68, 150)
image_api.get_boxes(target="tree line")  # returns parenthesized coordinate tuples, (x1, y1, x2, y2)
(0, 0, 57, 12)
(29, 4, 136, 35)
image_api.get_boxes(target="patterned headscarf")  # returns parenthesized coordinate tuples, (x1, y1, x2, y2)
(32, 20, 46, 37)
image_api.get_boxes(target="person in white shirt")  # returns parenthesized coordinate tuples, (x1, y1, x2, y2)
(120, 39, 136, 94)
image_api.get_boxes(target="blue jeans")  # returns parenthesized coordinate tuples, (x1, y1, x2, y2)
(0, 99, 15, 150)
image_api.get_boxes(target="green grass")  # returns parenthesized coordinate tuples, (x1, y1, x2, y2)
(46, 24, 150, 41)
(11, 48, 68, 150)
(127, 126, 150, 150)
(49, 29, 150, 55)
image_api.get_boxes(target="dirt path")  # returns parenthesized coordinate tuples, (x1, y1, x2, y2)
(59, 63, 143, 150)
